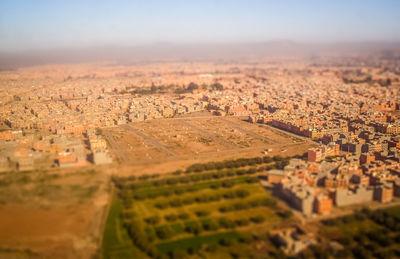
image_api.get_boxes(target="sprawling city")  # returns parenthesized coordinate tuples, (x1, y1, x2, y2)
(1, 1, 400, 259)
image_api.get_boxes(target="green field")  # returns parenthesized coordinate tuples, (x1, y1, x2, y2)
(102, 196, 147, 259)
(103, 156, 291, 258)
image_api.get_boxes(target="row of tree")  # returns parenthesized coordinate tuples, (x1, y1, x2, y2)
(219, 197, 277, 213)
(154, 188, 250, 210)
(153, 215, 267, 241)
(113, 155, 289, 189)
(129, 177, 258, 201)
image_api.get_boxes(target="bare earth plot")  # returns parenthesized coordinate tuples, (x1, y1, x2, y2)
(103, 116, 316, 176)
(0, 167, 113, 259)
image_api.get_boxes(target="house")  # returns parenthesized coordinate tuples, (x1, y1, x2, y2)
(93, 151, 112, 165)
(314, 194, 333, 214)
(0, 157, 8, 172)
(374, 182, 393, 203)
(333, 186, 373, 207)
(17, 156, 34, 171)
(268, 169, 287, 184)
(57, 151, 86, 168)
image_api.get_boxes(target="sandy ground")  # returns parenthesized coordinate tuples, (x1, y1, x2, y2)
(0, 168, 112, 259)
(104, 116, 316, 177)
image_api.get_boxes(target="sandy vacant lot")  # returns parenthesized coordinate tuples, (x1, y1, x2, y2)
(0, 167, 112, 259)
(104, 116, 317, 176)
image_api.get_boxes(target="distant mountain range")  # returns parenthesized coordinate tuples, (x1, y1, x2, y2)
(1, 41, 399, 69)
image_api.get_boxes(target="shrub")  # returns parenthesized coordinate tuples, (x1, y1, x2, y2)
(145, 227, 156, 242)
(156, 226, 174, 239)
(178, 212, 190, 220)
(144, 215, 160, 225)
(195, 210, 210, 217)
(174, 188, 184, 195)
(138, 174, 151, 181)
(235, 189, 250, 198)
(202, 220, 219, 231)
(234, 218, 250, 226)
(165, 214, 178, 222)
(134, 193, 146, 200)
(222, 180, 235, 188)
(246, 177, 259, 183)
(182, 197, 195, 205)
(247, 168, 257, 174)
(238, 233, 253, 243)
(262, 198, 277, 207)
(219, 237, 234, 246)
(352, 247, 371, 258)
(173, 169, 183, 175)
(250, 215, 266, 224)
(155, 202, 169, 209)
(278, 210, 293, 219)
(205, 243, 218, 252)
(184, 221, 202, 235)
(210, 182, 221, 189)
(169, 198, 183, 207)
(223, 190, 235, 199)
(121, 210, 137, 219)
(168, 249, 187, 259)
(218, 217, 235, 228)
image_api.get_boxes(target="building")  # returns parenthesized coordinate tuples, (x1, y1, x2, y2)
(360, 153, 375, 165)
(394, 179, 400, 197)
(93, 151, 113, 165)
(17, 156, 34, 171)
(0, 157, 9, 172)
(57, 152, 86, 168)
(276, 179, 315, 216)
(89, 137, 108, 151)
(308, 148, 323, 162)
(374, 183, 393, 203)
(333, 186, 373, 207)
(268, 169, 287, 184)
(314, 194, 333, 214)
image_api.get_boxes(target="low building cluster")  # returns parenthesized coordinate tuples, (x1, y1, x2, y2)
(268, 143, 400, 216)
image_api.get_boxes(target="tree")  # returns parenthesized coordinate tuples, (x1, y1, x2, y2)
(211, 82, 224, 91)
(202, 219, 219, 231)
(168, 249, 187, 259)
(250, 215, 266, 224)
(219, 237, 234, 246)
(352, 247, 371, 258)
(195, 209, 210, 217)
(278, 210, 293, 219)
(144, 215, 160, 225)
(165, 214, 178, 222)
(178, 212, 190, 220)
(156, 226, 174, 239)
(205, 243, 218, 252)
(185, 221, 203, 235)
(187, 82, 199, 91)
(150, 84, 158, 93)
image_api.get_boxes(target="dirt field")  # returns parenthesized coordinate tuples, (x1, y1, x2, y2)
(0, 167, 113, 259)
(104, 116, 317, 176)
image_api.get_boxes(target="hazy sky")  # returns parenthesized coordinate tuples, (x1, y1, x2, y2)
(1, 0, 400, 52)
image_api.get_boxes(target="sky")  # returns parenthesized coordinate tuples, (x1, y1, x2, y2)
(0, 0, 400, 52)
